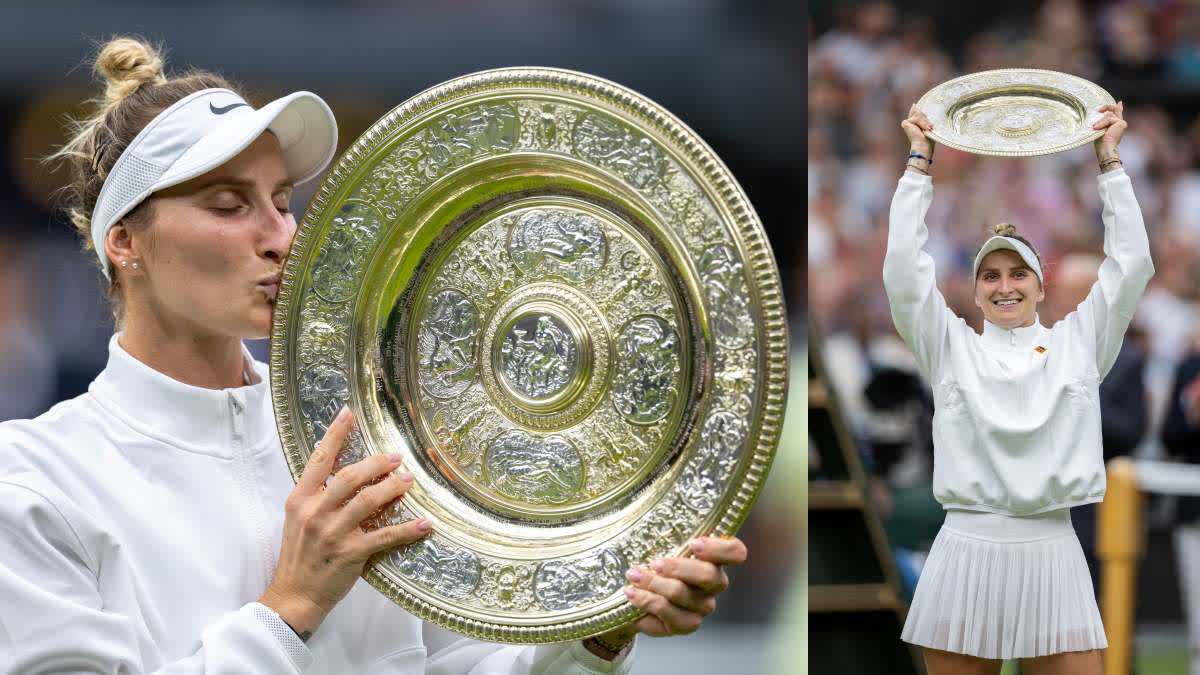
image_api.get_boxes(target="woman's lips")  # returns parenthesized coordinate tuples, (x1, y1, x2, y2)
(257, 273, 282, 301)
(260, 282, 279, 299)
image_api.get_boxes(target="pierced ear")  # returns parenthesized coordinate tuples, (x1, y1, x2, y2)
(104, 221, 136, 272)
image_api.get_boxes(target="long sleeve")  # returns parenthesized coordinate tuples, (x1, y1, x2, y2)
(1066, 169, 1156, 379)
(0, 479, 312, 674)
(420, 622, 635, 675)
(883, 170, 956, 380)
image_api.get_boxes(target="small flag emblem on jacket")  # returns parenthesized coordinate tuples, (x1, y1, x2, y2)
(1034, 346, 1047, 354)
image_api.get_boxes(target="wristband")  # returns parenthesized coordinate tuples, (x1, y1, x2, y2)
(907, 151, 933, 165)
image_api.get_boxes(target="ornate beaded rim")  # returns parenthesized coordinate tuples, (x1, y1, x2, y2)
(917, 68, 1115, 157)
(270, 67, 790, 643)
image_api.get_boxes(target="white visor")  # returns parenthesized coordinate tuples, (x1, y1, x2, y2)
(972, 235, 1043, 284)
(90, 88, 338, 277)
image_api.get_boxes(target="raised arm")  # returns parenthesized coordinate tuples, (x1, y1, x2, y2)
(1066, 102, 1155, 378)
(882, 105, 957, 379)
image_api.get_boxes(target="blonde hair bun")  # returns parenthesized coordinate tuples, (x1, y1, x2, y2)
(94, 37, 167, 108)
(993, 222, 1018, 237)
(47, 35, 240, 324)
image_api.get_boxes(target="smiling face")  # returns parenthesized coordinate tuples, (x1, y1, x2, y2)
(113, 132, 296, 341)
(974, 249, 1044, 329)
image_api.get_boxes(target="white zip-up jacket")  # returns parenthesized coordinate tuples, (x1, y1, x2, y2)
(883, 168, 1154, 516)
(0, 335, 633, 673)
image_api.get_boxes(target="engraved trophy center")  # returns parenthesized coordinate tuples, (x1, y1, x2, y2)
(998, 112, 1035, 133)
(393, 199, 690, 523)
(481, 286, 603, 428)
(497, 310, 582, 405)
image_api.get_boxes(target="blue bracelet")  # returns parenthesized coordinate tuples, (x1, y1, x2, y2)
(908, 152, 933, 165)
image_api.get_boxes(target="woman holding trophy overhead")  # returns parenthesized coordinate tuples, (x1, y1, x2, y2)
(884, 91, 1154, 674)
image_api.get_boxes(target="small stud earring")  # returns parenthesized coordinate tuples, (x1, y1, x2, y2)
(121, 260, 128, 269)
(131, 261, 140, 270)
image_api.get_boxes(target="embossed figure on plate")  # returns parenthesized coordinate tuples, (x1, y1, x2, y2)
(311, 207, 380, 303)
(507, 209, 607, 282)
(678, 410, 748, 512)
(421, 104, 517, 179)
(484, 430, 585, 505)
(417, 289, 481, 398)
(477, 562, 537, 611)
(297, 320, 348, 367)
(574, 114, 671, 190)
(534, 549, 626, 611)
(391, 538, 481, 599)
(499, 313, 578, 400)
(299, 364, 350, 437)
(536, 104, 558, 147)
(612, 316, 681, 424)
(699, 245, 754, 349)
(334, 429, 370, 470)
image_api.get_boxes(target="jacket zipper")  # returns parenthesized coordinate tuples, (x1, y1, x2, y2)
(227, 391, 274, 590)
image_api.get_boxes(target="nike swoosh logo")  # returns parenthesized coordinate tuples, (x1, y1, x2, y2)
(209, 102, 249, 115)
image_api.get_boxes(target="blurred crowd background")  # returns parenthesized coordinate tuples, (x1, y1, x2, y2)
(0, 3, 802, 674)
(810, 0, 1200, 670)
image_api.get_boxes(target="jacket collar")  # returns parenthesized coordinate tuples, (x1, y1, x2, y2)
(981, 316, 1044, 349)
(89, 334, 275, 458)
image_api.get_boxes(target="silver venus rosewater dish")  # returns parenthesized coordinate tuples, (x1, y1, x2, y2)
(270, 67, 789, 643)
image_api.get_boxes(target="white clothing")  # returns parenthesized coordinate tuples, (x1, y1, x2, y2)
(901, 509, 1106, 659)
(883, 168, 1155, 516)
(0, 335, 633, 674)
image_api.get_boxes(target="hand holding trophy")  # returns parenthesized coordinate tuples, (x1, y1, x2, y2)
(901, 104, 936, 174)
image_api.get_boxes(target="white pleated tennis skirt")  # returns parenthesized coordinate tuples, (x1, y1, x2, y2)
(900, 507, 1107, 660)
